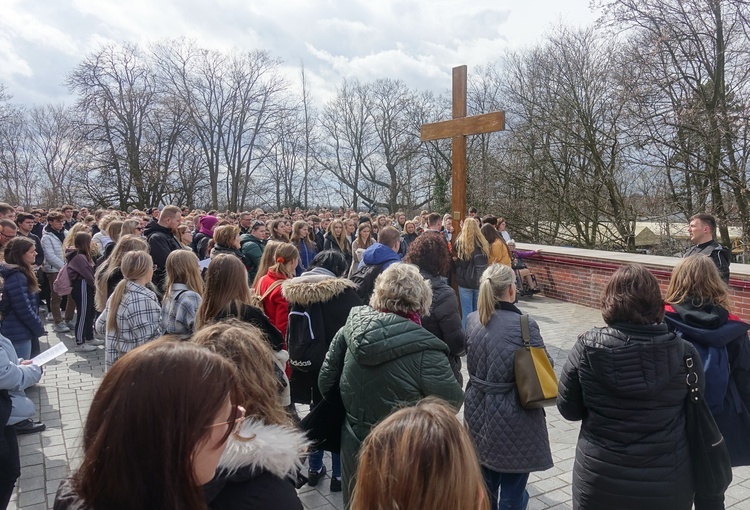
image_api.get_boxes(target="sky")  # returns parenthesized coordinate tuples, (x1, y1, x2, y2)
(0, 0, 598, 106)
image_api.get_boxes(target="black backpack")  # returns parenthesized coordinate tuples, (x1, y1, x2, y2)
(287, 303, 329, 373)
(350, 262, 385, 302)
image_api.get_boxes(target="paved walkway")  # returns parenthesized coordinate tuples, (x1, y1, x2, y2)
(9, 296, 750, 509)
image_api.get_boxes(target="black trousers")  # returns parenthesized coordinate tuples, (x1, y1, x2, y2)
(0, 425, 19, 509)
(71, 279, 95, 345)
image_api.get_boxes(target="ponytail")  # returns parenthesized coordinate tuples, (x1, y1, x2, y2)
(476, 264, 516, 326)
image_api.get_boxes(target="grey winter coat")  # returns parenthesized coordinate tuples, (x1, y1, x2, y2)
(464, 303, 553, 473)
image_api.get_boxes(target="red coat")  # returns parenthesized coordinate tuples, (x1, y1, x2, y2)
(256, 270, 291, 339)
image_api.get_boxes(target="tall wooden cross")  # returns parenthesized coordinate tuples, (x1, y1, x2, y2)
(421, 65, 505, 232)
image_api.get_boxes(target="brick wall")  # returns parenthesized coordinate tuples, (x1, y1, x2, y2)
(516, 243, 750, 322)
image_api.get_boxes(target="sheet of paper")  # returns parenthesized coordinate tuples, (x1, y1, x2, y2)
(30, 342, 69, 366)
(199, 258, 211, 269)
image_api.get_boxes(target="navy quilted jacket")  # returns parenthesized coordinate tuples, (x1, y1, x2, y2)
(558, 323, 699, 510)
(464, 303, 553, 473)
(0, 265, 45, 345)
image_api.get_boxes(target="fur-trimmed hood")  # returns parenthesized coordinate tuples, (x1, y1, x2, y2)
(282, 273, 357, 306)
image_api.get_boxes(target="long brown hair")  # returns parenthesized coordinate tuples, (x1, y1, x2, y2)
(3, 237, 39, 293)
(74, 232, 94, 263)
(601, 264, 664, 325)
(196, 254, 252, 329)
(251, 240, 284, 289)
(351, 398, 489, 510)
(267, 219, 289, 242)
(290, 220, 314, 252)
(94, 235, 149, 311)
(73, 340, 240, 510)
(666, 255, 732, 311)
(164, 250, 204, 299)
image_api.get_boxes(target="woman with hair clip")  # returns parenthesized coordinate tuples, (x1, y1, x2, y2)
(0, 237, 46, 359)
(351, 398, 489, 510)
(95, 251, 162, 370)
(283, 250, 363, 491)
(160, 250, 203, 339)
(665, 255, 750, 469)
(94, 235, 150, 312)
(558, 264, 701, 510)
(454, 217, 490, 329)
(54, 340, 242, 510)
(323, 219, 352, 268)
(255, 243, 299, 339)
(465, 264, 553, 510)
(290, 220, 316, 276)
(481, 223, 511, 267)
(193, 321, 307, 510)
(66, 233, 98, 353)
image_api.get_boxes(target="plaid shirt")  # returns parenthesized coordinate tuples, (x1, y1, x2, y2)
(159, 283, 201, 339)
(96, 281, 162, 370)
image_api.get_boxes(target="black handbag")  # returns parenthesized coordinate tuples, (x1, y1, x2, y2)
(684, 353, 732, 497)
(299, 381, 346, 453)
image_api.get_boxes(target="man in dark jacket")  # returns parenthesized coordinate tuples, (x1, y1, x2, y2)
(144, 205, 183, 291)
(684, 213, 731, 283)
(351, 226, 401, 302)
(239, 221, 267, 283)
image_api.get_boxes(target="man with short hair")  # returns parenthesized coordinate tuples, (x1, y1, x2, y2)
(41, 212, 74, 332)
(144, 205, 183, 290)
(239, 212, 254, 235)
(0, 203, 16, 220)
(352, 226, 402, 301)
(425, 213, 443, 234)
(61, 205, 76, 230)
(240, 220, 267, 283)
(684, 213, 731, 283)
(0, 219, 18, 261)
(16, 213, 43, 267)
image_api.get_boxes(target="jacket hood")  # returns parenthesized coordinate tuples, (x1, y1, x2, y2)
(0, 264, 19, 278)
(344, 305, 448, 367)
(664, 302, 750, 348)
(362, 243, 400, 266)
(282, 273, 357, 306)
(143, 218, 170, 237)
(584, 325, 685, 399)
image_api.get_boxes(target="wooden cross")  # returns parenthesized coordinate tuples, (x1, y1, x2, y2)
(420, 65, 505, 231)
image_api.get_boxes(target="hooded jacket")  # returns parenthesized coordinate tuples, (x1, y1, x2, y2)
(318, 305, 464, 503)
(0, 265, 45, 345)
(359, 242, 400, 271)
(144, 219, 183, 290)
(557, 323, 700, 510)
(204, 419, 308, 510)
(239, 233, 265, 283)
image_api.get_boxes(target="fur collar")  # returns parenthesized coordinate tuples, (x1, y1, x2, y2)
(282, 275, 357, 306)
(217, 418, 309, 479)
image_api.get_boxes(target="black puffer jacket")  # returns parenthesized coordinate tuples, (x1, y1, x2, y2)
(558, 323, 702, 510)
(420, 270, 464, 384)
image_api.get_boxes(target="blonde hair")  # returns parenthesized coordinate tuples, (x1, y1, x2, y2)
(251, 240, 284, 289)
(164, 250, 203, 299)
(267, 242, 298, 280)
(94, 235, 149, 312)
(213, 224, 240, 249)
(666, 255, 732, 311)
(370, 263, 432, 316)
(455, 217, 489, 261)
(97, 214, 119, 235)
(106, 220, 123, 244)
(62, 222, 89, 258)
(196, 254, 252, 329)
(327, 219, 351, 255)
(351, 398, 489, 510)
(477, 264, 516, 325)
(106, 251, 154, 335)
(191, 320, 290, 426)
(121, 219, 141, 236)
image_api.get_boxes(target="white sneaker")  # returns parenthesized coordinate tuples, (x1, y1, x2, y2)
(53, 323, 70, 333)
(46, 313, 54, 322)
(75, 343, 96, 353)
(88, 339, 104, 346)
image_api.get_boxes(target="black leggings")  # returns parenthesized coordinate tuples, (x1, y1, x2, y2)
(0, 425, 19, 508)
(71, 280, 95, 345)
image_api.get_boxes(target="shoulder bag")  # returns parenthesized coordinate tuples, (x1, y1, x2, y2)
(514, 314, 558, 409)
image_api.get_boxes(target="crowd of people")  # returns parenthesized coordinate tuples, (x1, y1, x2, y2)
(0, 200, 745, 510)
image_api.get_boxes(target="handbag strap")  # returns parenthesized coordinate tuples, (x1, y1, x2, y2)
(259, 280, 284, 302)
(684, 354, 700, 404)
(520, 314, 531, 348)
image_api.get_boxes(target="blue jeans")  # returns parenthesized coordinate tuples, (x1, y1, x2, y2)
(12, 340, 31, 361)
(459, 286, 479, 329)
(481, 467, 529, 510)
(309, 450, 341, 478)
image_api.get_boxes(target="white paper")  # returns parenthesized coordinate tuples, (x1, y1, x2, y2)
(30, 342, 68, 366)
(199, 258, 211, 270)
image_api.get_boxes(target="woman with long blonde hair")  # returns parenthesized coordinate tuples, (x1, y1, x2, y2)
(255, 243, 298, 338)
(251, 240, 283, 289)
(120, 218, 142, 237)
(455, 217, 490, 328)
(160, 250, 203, 339)
(95, 251, 162, 371)
(94, 235, 149, 312)
(323, 219, 352, 267)
(351, 398, 489, 510)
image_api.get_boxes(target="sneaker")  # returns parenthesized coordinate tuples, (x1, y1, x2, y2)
(307, 465, 326, 487)
(75, 343, 97, 353)
(45, 312, 53, 322)
(14, 418, 46, 435)
(330, 476, 342, 492)
(66, 321, 76, 330)
(53, 322, 70, 333)
(88, 339, 104, 346)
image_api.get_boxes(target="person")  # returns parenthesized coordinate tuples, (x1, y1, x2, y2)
(0, 238, 46, 360)
(465, 264, 553, 510)
(454, 217, 490, 329)
(255, 243, 298, 339)
(350, 398, 489, 510)
(557, 264, 701, 510)
(323, 219, 352, 267)
(684, 212, 731, 283)
(160, 250, 203, 339)
(349, 222, 374, 277)
(15, 213, 43, 268)
(404, 234, 464, 383)
(42, 211, 74, 333)
(267, 219, 290, 242)
(144, 205, 183, 291)
(177, 223, 193, 248)
(423, 212, 443, 235)
(290, 220, 316, 276)
(95, 251, 162, 371)
(240, 220, 267, 284)
(318, 263, 464, 504)
(283, 250, 363, 491)
(238, 211, 253, 235)
(508, 241, 541, 295)
(398, 220, 418, 257)
(497, 217, 512, 243)
(250, 240, 284, 290)
(482, 223, 511, 267)
(98, 220, 123, 261)
(211, 225, 245, 264)
(94, 235, 150, 312)
(53, 340, 242, 510)
(351, 226, 401, 302)
(665, 255, 750, 467)
(61, 205, 76, 231)
(66, 233, 99, 353)
(120, 218, 142, 237)
(91, 214, 118, 253)
(193, 321, 307, 510)
(193, 215, 219, 260)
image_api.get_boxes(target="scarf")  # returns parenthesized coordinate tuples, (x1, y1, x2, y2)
(44, 223, 66, 244)
(381, 309, 422, 326)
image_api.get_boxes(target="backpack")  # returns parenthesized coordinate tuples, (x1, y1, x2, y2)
(287, 303, 328, 373)
(53, 264, 73, 296)
(350, 262, 385, 302)
(249, 280, 284, 315)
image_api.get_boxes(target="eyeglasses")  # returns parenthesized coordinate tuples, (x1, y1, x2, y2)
(208, 405, 246, 442)
(0, 232, 16, 239)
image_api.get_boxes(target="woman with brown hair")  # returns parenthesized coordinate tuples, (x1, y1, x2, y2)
(481, 223, 511, 267)
(558, 264, 700, 510)
(350, 222, 374, 277)
(323, 219, 352, 267)
(351, 398, 488, 510)
(255, 243, 299, 338)
(251, 240, 284, 290)
(54, 340, 242, 510)
(290, 220, 316, 276)
(268, 219, 290, 243)
(193, 321, 307, 510)
(66, 233, 98, 353)
(0, 237, 45, 359)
